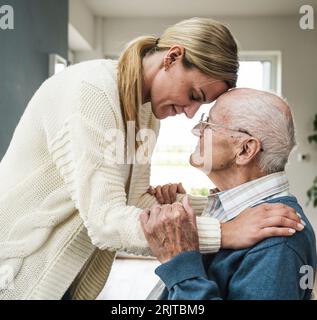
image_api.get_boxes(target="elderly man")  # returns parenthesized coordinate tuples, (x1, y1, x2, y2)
(141, 88, 317, 300)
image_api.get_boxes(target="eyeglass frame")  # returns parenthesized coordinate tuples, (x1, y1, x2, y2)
(197, 113, 264, 152)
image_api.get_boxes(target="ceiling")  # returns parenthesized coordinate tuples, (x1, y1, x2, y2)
(84, 0, 316, 18)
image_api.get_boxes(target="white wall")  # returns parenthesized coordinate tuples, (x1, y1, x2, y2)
(69, 0, 95, 49)
(69, 0, 106, 62)
(76, 15, 317, 232)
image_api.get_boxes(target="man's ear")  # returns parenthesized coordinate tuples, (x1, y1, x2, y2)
(164, 45, 185, 69)
(235, 138, 262, 166)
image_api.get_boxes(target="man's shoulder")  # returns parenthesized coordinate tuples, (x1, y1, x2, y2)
(247, 196, 316, 267)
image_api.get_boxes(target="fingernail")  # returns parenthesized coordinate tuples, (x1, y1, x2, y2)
(289, 228, 296, 234)
(297, 223, 304, 231)
(300, 219, 306, 227)
(296, 213, 302, 218)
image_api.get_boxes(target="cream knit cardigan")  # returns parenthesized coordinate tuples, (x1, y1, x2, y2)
(0, 60, 220, 300)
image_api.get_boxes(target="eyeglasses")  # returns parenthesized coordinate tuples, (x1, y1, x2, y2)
(197, 113, 264, 151)
(198, 113, 252, 135)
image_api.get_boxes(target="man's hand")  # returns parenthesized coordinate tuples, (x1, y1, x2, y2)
(147, 183, 186, 204)
(140, 195, 198, 263)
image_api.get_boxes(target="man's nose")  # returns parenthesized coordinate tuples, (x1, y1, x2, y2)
(184, 103, 202, 119)
(191, 124, 201, 137)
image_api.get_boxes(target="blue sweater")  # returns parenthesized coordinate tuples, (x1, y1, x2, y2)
(156, 196, 317, 300)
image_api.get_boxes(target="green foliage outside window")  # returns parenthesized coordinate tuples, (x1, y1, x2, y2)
(190, 187, 209, 196)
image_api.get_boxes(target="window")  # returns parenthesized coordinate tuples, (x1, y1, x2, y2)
(150, 51, 282, 193)
(48, 54, 68, 77)
(150, 103, 215, 195)
(238, 51, 282, 94)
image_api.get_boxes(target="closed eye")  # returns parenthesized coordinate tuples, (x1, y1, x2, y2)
(191, 92, 201, 102)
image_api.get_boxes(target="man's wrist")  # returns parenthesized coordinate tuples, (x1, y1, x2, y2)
(159, 247, 200, 264)
(155, 251, 206, 290)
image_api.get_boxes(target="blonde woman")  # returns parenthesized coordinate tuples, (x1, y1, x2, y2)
(0, 18, 301, 300)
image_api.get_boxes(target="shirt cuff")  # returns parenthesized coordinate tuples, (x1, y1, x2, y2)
(155, 251, 207, 290)
(175, 194, 221, 253)
(196, 216, 221, 253)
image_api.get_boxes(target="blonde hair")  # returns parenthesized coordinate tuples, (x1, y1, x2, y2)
(118, 17, 239, 136)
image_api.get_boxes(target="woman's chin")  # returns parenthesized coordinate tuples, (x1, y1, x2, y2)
(151, 104, 177, 119)
(151, 108, 168, 120)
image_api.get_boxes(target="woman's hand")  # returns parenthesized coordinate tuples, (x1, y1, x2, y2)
(221, 203, 305, 249)
(147, 183, 186, 204)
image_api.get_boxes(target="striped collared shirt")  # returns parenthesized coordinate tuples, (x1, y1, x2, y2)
(202, 171, 290, 222)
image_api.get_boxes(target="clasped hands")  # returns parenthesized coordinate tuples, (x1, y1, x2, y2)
(140, 189, 198, 263)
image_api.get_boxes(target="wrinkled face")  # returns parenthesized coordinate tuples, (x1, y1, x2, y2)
(189, 103, 239, 175)
(150, 61, 228, 120)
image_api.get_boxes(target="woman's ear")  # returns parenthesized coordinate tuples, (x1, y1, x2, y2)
(164, 45, 185, 69)
(235, 138, 262, 166)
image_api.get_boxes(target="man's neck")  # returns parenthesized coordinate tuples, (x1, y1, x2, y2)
(208, 166, 266, 192)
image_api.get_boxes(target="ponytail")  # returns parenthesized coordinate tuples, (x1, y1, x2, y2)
(117, 36, 157, 135)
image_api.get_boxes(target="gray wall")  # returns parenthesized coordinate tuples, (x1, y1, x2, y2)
(0, 0, 68, 158)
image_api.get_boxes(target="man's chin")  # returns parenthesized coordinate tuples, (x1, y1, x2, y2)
(189, 153, 203, 168)
(189, 153, 214, 177)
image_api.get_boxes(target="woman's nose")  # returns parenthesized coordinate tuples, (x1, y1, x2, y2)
(184, 103, 202, 119)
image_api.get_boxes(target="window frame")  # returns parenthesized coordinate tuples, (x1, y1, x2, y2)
(239, 50, 282, 95)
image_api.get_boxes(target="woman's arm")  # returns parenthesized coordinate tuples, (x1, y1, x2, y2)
(147, 183, 208, 215)
(47, 83, 218, 256)
(147, 184, 303, 250)
(49, 84, 153, 255)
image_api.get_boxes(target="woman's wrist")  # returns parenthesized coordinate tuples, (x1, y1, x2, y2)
(220, 221, 233, 249)
(220, 222, 225, 248)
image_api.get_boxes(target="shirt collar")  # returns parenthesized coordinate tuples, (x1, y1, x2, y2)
(207, 171, 290, 221)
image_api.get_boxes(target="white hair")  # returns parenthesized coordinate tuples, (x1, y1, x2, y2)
(223, 89, 296, 174)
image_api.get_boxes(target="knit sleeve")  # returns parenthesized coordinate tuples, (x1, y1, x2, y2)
(49, 82, 220, 256)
